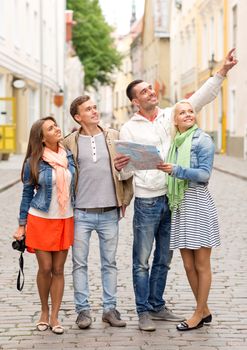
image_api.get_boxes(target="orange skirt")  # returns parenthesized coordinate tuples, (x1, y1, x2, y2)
(26, 214, 74, 253)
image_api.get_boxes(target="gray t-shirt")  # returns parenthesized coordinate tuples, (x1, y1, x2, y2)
(75, 132, 117, 208)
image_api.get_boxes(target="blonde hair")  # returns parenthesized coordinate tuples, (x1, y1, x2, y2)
(170, 100, 195, 139)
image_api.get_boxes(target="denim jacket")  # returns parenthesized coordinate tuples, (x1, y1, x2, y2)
(18, 150, 76, 225)
(172, 128, 215, 184)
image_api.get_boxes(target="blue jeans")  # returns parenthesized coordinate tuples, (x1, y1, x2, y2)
(133, 195, 172, 315)
(72, 208, 119, 313)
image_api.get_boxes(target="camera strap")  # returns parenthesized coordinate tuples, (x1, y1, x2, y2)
(17, 252, 24, 291)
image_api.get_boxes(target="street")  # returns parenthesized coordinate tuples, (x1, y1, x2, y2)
(0, 169, 246, 350)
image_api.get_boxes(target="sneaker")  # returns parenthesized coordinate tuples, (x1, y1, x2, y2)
(76, 310, 92, 329)
(102, 309, 126, 327)
(138, 312, 156, 331)
(149, 306, 185, 322)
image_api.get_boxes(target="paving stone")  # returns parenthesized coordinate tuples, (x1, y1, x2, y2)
(0, 161, 247, 349)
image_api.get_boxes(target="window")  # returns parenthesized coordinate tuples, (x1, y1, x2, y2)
(115, 91, 119, 110)
(29, 89, 39, 129)
(0, 75, 7, 125)
(202, 23, 208, 69)
(200, 108, 206, 130)
(209, 102, 214, 131)
(0, 0, 6, 38)
(0, 75, 4, 96)
(232, 5, 237, 48)
(13, 0, 20, 48)
(33, 11, 39, 59)
(25, 2, 31, 54)
(229, 89, 236, 134)
(209, 17, 214, 58)
(217, 9, 224, 60)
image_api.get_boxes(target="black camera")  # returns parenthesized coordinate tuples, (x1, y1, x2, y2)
(12, 238, 26, 253)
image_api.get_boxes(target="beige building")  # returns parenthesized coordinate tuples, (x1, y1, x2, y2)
(142, 0, 171, 108)
(170, 0, 247, 158)
(170, 0, 226, 152)
(226, 0, 247, 158)
(64, 10, 84, 134)
(130, 18, 143, 80)
(113, 33, 133, 129)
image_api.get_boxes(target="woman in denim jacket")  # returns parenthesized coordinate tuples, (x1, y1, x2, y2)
(14, 116, 76, 334)
(158, 101, 220, 331)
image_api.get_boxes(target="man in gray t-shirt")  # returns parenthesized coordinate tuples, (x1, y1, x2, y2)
(63, 95, 133, 330)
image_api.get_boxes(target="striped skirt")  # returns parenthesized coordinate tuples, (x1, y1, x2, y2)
(170, 184, 220, 250)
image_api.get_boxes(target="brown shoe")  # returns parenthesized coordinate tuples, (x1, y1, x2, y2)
(102, 309, 126, 327)
(138, 312, 156, 331)
(76, 310, 92, 329)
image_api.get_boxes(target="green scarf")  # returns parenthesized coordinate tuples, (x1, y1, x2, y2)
(166, 124, 198, 211)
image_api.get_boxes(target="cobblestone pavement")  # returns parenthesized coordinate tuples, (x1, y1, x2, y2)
(0, 166, 246, 349)
(213, 154, 247, 181)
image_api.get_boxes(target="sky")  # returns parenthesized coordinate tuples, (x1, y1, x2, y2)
(98, 0, 145, 35)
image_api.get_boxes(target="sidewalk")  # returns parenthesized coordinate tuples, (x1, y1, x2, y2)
(213, 154, 247, 181)
(1, 153, 247, 349)
(0, 153, 246, 193)
(0, 154, 24, 192)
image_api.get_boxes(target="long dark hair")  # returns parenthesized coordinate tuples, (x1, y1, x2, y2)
(21, 116, 58, 185)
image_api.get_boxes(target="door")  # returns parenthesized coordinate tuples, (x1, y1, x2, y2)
(0, 97, 16, 154)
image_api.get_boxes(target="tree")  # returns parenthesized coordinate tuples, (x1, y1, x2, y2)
(67, 0, 122, 87)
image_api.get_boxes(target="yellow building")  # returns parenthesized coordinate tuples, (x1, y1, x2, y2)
(170, 0, 228, 153)
(113, 33, 133, 129)
(196, 0, 226, 153)
(142, 0, 171, 107)
(170, 0, 247, 158)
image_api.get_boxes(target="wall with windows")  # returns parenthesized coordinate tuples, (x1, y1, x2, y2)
(0, 0, 66, 153)
(170, 0, 247, 158)
(141, 0, 171, 108)
(113, 33, 133, 128)
(226, 0, 247, 158)
(170, 0, 230, 154)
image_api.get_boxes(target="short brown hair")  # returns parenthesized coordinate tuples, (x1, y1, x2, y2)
(70, 95, 90, 121)
(126, 79, 143, 101)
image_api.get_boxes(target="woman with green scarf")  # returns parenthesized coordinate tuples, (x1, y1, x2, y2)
(157, 101, 220, 331)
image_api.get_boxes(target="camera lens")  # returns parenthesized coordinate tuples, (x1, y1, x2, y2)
(12, 240, 19, 250)
(12, 239, 25, 252)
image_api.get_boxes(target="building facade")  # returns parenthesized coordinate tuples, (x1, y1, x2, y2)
(113, 33, 133, 129)
(226, 0, 247, 158)
(170, 0, 247, 158)
(64, 10, 84, 134)
(142, 0, 171, 108)
(0, 0, 65, 155)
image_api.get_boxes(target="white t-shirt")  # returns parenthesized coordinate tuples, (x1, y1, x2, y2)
(29, 169, 73, 219)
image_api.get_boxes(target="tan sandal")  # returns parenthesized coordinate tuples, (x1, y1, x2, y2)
(36, 322, 49, 331)
(50, 324, 64, 334)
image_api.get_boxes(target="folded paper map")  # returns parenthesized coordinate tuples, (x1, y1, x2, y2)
(115, 140, 163, 171)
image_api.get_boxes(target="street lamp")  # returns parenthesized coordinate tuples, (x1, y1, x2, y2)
(208, 53, 217, 77)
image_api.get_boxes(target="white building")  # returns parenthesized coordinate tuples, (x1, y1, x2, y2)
(227, 0, 247, 158)
(0, 0, 66, 154)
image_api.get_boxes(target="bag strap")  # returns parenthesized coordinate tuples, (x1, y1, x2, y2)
(17, 253, 25, 291)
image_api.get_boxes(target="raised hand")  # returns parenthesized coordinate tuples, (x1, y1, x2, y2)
(218, 48, 238, 76)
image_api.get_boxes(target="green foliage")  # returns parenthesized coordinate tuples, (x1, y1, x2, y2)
(67, 0, 122, 87)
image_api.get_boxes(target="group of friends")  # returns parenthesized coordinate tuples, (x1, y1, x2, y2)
(13, 49, 237, 334)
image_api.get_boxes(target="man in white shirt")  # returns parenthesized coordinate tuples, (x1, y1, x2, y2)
(114, 49, 237, 331)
